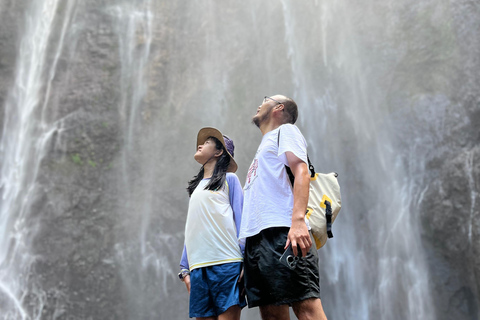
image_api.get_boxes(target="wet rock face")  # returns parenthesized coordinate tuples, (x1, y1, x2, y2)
(417, 1, 480, 317)
(420, 128, 480, 319)
(0, 0, 21, 132)
(0, 0, 479, 319)
(0, 2, 124, 319)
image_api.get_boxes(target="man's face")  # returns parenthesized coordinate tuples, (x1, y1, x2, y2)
(252, 96, 281, 127)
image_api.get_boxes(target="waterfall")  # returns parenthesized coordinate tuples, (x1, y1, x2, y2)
(275, 1, 437, 319)
(108, 1, 171, 318)
(466, 151, 476, 244)
(0, 0, 477, 319)
(0, 0, 77, 318)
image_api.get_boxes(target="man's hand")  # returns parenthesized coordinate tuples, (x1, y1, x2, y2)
(184, 275, 191, 293)
(285, 218, 312, 257)
(285, 151, 312, 257)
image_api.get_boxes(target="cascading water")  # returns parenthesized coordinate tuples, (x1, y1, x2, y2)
(276, 2, 437, 319)
(108, 1, 179, 318)
(0, 1, 77, 318)
(0, 0, 478, 319)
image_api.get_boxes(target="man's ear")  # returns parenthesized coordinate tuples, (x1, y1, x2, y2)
(273, 104, 285, 119)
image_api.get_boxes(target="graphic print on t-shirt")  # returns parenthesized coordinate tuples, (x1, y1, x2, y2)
(244, 158, 258, 190)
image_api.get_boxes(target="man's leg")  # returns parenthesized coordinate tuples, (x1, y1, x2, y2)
(292, 297, 327, 320)
(259, 304, 290, 320)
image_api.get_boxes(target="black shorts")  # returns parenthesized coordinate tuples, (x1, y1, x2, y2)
(244, 227, 321, 308)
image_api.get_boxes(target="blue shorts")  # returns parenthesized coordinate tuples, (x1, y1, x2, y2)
(189, 262, 246, 318)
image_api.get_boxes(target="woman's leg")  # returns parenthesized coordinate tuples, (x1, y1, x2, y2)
(218, 305, 241, 320)
(195, 304, 241, 320)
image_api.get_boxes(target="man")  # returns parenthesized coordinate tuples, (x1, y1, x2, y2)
(240, 95, 328, 320)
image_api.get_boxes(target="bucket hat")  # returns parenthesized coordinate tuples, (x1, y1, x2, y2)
(196, 127, 238, 173)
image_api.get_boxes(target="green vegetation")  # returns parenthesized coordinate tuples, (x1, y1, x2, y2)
(71, 154, 83, 165)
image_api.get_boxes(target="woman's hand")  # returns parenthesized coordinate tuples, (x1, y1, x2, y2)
(184, 274, 191, 293)
(238, 268, 245, 297)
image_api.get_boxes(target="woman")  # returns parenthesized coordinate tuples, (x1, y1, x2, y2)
(179, 127, 245, 320)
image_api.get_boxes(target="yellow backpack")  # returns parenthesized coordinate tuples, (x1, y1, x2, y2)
(279, 131, 342, 249)
(285, 163, 342, 249)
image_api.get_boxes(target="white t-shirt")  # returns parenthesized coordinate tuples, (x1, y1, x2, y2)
(239, 124, 309, 243)
(184, 173, 243, 271)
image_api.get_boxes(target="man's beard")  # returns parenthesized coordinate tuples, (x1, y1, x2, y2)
(252, 108, 271, 128)
(252, 115, 261, 127)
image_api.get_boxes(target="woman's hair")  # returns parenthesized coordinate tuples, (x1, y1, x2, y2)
(187, 136, 231, 196)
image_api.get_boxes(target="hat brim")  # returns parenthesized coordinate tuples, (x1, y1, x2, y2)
(196, 127, 238, 173)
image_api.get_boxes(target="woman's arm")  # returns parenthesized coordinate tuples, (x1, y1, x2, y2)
(180, 244, 189, 270)
(227, 173, 244, 254)
(179, 245, 191, 292)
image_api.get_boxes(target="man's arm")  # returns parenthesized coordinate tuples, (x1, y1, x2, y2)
(285, 151, 312, 257)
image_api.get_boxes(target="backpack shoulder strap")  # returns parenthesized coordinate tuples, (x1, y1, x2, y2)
(277, 128, 315, 184)
(278, 129, 295, 185)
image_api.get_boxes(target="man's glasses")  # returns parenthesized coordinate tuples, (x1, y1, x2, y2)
(263, 96, 282, 105)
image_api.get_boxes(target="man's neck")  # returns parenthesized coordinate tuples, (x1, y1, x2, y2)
(259, 120, 283, 135)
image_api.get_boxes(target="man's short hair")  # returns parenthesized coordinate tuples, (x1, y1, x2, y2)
(280, 96, 298, 124)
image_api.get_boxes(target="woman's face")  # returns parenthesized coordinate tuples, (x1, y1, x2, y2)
(194, 138, 219, 165)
